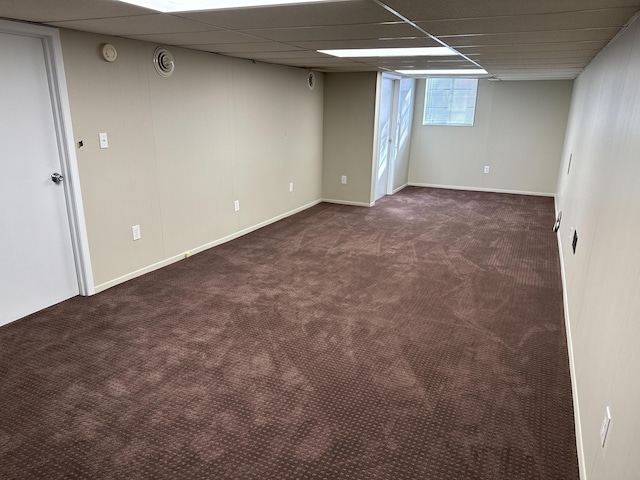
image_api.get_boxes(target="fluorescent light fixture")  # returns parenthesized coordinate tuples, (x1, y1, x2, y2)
(318, 47, 455, 58)
(117, 0, 340, 13)
(397, 69, 488, 76)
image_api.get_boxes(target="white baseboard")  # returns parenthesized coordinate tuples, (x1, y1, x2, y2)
(94, 199, 323, 293)
(94, 255, 184, 294)
(408, 182, 555, 197)
(392, 183, 408, 194)
(322, 198, 375, 207)
(555, 199, 587, 480)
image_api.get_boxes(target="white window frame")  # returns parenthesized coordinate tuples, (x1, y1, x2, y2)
(423, 78, 479, 127)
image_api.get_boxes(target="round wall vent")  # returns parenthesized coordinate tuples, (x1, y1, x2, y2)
(153, 47, 175, 77)
(307, 71, 316, 90)
(101, 43, 117, 62)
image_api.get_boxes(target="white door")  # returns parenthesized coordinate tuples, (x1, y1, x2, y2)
(375, 77, 394, 201)
(0, 32, 79, 326)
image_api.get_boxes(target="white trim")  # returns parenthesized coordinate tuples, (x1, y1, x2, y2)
(95, 254, 186, 294)
(555, 199, 587, 480)
(322, 198, 375, 207)
(370, 71, 383, 204)
(408, 182, 555, 197)
(94, 199, 322, 293)
(0, 19, 94, 295)
(392, 183, 408, 194)
(386, 76, 401, 196)
(423, 77, 479, 127)
(373, 73, 401, 201)
(47, 26, 95, 295)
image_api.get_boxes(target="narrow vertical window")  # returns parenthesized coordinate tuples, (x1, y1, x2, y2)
(397, 78, 414, 149)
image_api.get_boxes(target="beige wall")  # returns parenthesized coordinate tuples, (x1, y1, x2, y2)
(408, 79, 573, 196)
(60, 29, 323, 289)
(555, 15, 640, 480)
(322, 72, 377, 206)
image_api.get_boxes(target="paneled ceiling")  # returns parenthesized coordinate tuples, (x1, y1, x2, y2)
(2, 0, 640, 79)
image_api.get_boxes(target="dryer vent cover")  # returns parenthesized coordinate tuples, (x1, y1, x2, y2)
(153, 47, 175, 77)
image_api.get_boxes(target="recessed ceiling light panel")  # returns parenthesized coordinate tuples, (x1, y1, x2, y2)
(117, 0, 344, 13)
(318, 47, 456, 58)
(396, 69, 488, 76)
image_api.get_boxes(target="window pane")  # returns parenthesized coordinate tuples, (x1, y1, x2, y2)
(423, 78, 478, 126)
(429, 78, 453, 90)
(430, 92, 451, 108)
(398, 78, 414, 148)
(454, 78, 477, 89)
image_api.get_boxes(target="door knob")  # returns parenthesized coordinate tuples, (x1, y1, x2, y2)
(51, 172, 64, 184)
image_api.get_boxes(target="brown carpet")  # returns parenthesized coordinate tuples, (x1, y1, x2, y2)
(0, 187, 579, 479)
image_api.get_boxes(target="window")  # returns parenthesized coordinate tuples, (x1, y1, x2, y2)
(423, 78, 478, 126)
(397, 78, 414, 150)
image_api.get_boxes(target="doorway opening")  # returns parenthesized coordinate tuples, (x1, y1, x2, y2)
(0, 20, 93, 327)
(373, 73, 415, 202)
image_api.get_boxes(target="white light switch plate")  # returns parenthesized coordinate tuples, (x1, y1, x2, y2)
(99, 132, 109, 149)
(132, 225, 141, 241)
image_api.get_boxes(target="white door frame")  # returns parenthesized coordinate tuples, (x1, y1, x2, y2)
(371, 72, 402, 203)
(386, 78, 401, 196)
(1, 19, 94, 295)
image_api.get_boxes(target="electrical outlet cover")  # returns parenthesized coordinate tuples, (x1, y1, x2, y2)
(553, 211, 562, 233)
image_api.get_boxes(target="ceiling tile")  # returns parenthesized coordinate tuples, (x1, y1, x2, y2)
(271, 57, 366, 66)
(184, 42, 305, 53)
(0, 0, 150, 22)
(175, 0, 396, 29)
(442, 28, 622, 47)
(1, 0, 638, 79)
(456, 42, 608, 54)
(49, 14, 215, 36)
(347, 57, 471, 65)
(318, 66, 383, 71)
(246, 50, 330, 59)
(377, 0, 640, 21)
(415, 8, 639, 36)
(128, 30, 260, 45)
(491, 68, 584, 80)
(481, 59, 589, 67)
(466, 51, 597, 61)
(242, 22, 419, 43)
(289, 37, 442, 49)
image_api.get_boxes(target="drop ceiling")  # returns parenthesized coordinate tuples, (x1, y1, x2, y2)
(1, 0, 639, 79)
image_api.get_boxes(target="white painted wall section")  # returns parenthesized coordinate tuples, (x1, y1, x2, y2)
(555, 13, 640, 480)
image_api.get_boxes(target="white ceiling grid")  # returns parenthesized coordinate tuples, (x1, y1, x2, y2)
(1, 0, 639, 79)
